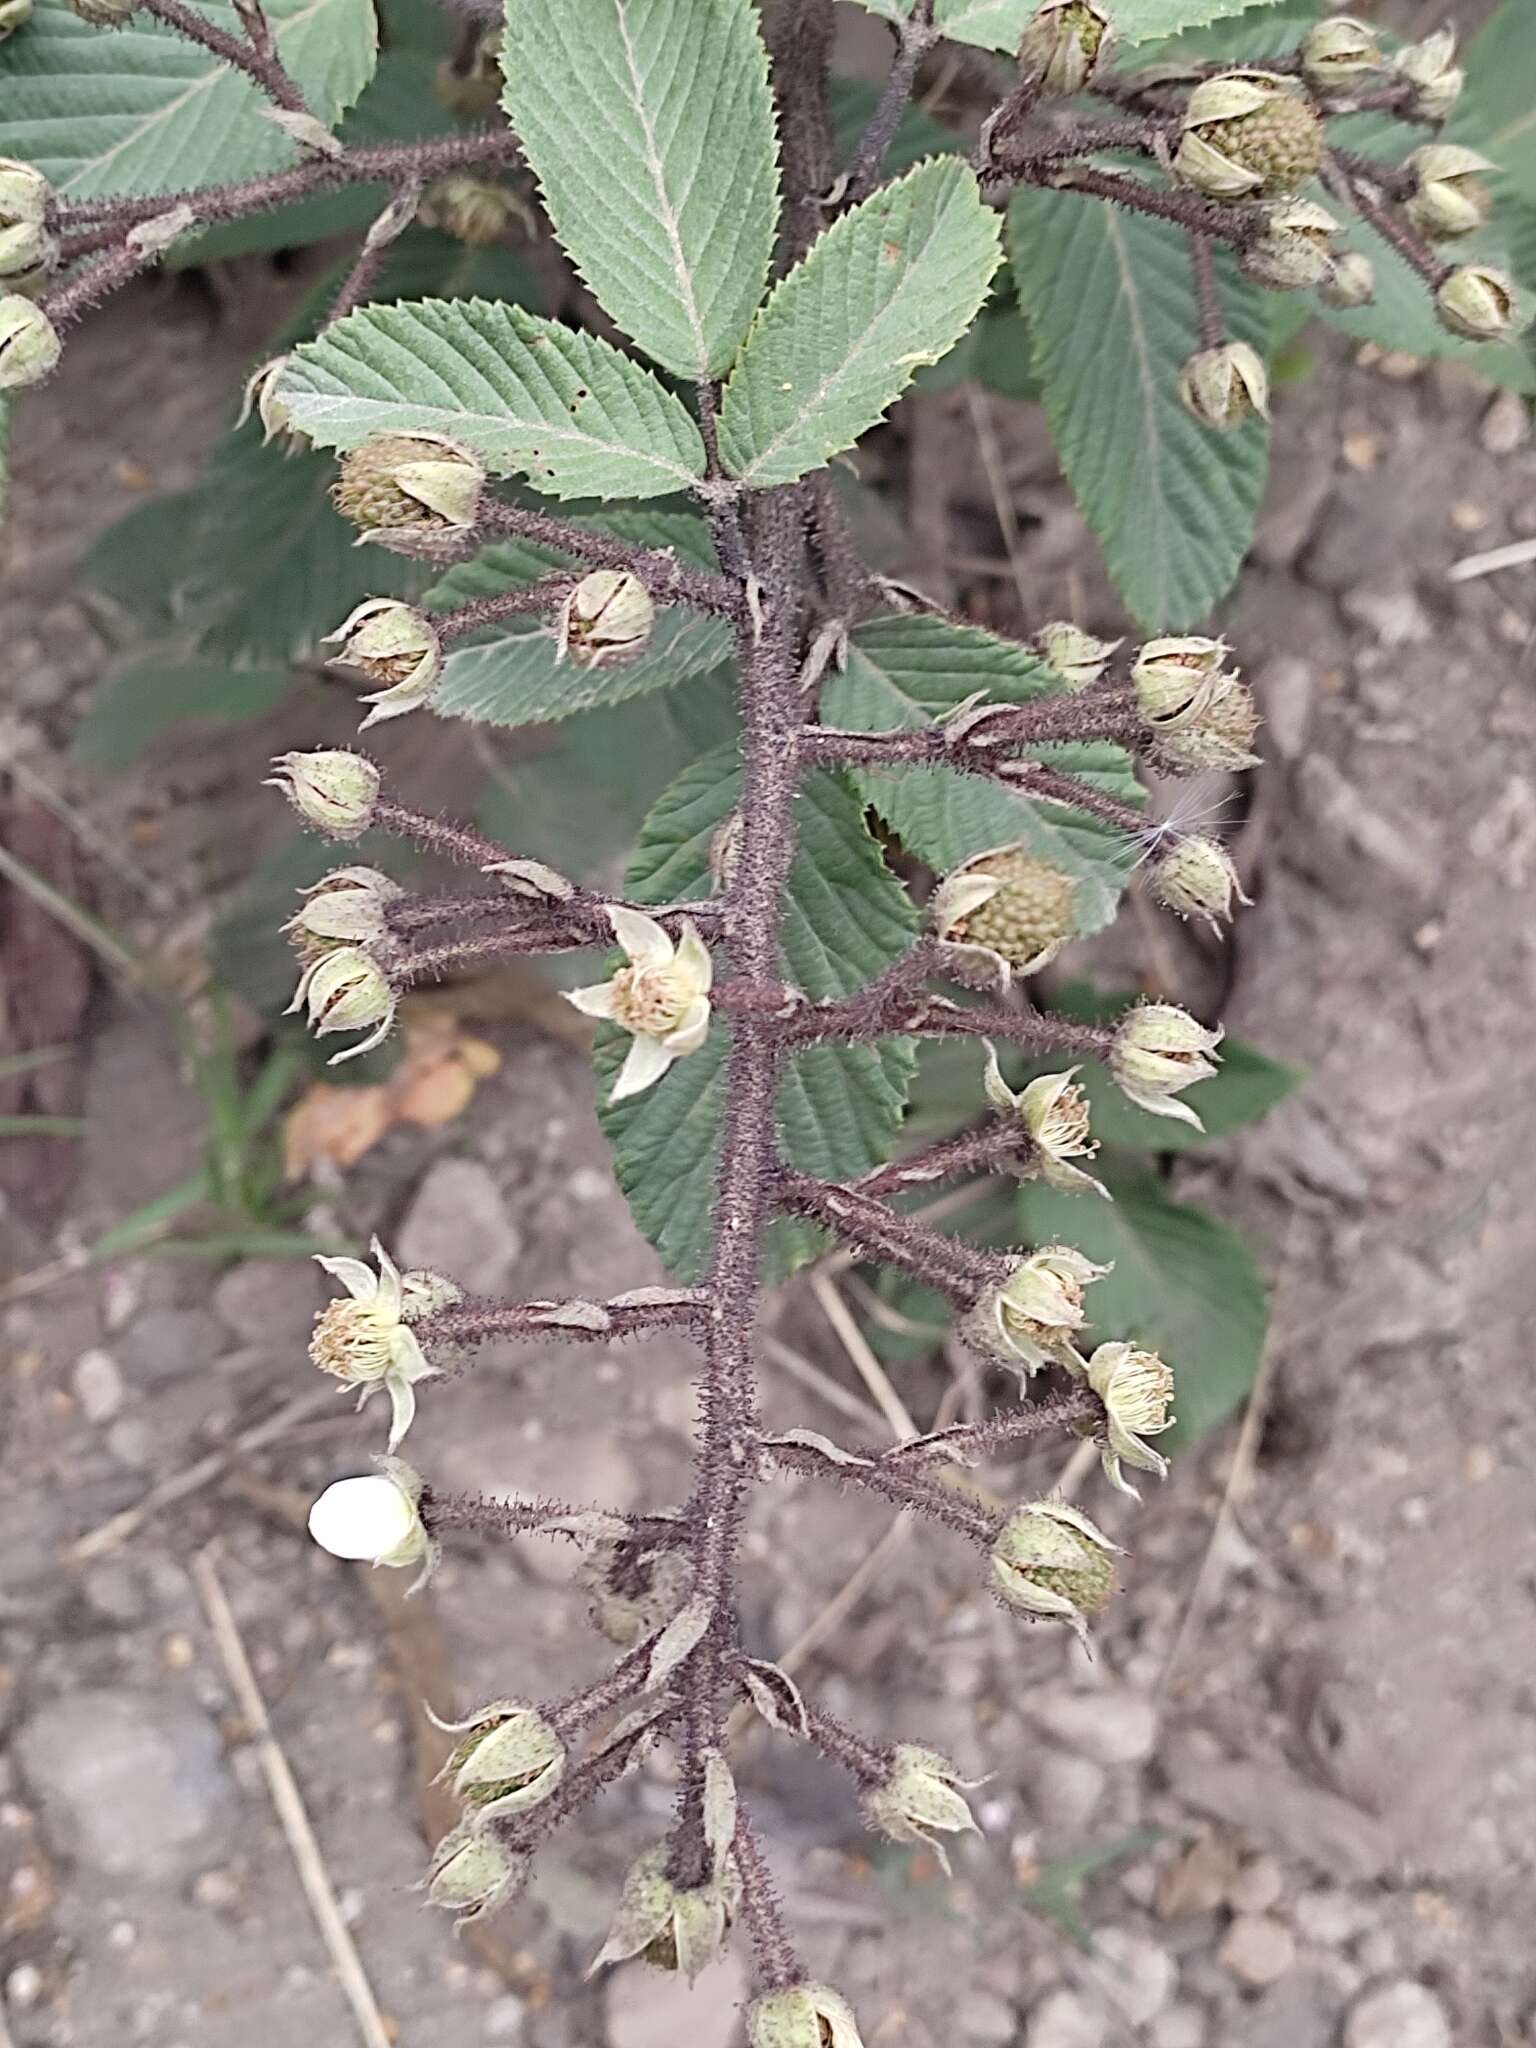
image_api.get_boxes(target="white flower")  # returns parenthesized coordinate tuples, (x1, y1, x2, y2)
(566, 907, 713, 1103)
(310, 1237, 440, 1451)
(1087, 1341, 1176, 1497)
(982, 1046, 1108, 1198)
(969, 1245, 1110, 1377)
(308, 1460, 431, 1583)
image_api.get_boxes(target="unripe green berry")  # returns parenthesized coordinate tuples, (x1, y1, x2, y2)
(332, 432, 483, 535)
(1435, 265, 1521, 344)
(1175, 73, 1324, 200)
(935, 847, 1078, 972)
(1177, 342, 1269, 431)
(0, 295, 60, 391)
(1017, 0, 1112, 98)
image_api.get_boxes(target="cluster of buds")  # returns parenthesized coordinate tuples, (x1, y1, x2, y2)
(930, 842, 1079, 986)
(965, 1244, 1109, 1378)
(1036, 619, 1121, 691)
(992, 1497, 1122, 1643)
(861, 1745, 981, 1872)
(1131, 636, 1260, 774)
(556, 569, 657, 668)
(432, 1698, 567, 1825)
(981, 1048, 1108, 1198)
(331, 432, 485, 546)
(1017, 1, 1112, 99)
(0, 160, 56, 291)
(324, 599, 443, 727)
(590, 1845, 741, 1983)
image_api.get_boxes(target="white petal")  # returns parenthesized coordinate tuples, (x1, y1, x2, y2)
(607, 905, 673, 967)
(673, 920, 713, 994)
(1123, 1084, 1205, 1132)
(308, 1474, 414, 1561)
(315, 1254, 378, 1303)
(389, 1326, 437, 1383)
(981, 1042, 1016, 1113)
(371, 1239, 404, 1317)
(565, 979, 620, 1020)
(385, 1372, 417, 1454)
(662, 995, 711, 1056)
(610, 1034, 674, 1102)
(327, 1009, 395, 1065)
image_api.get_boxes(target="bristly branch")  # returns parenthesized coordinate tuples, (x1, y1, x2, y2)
(840, 0, 939, 209)
(415, 1292, 710, 1352)
(140, 0, 310, 114)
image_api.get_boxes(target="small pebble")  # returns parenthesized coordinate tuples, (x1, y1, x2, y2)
(1228, 1857, 1285, 1915)
(1344, 1980, 1452, 2048)
(1150, 2005, 1206, 2048)
(484, 1993, 527, 2039)
(6, 1963, 43, 2009)
(73, 1349, 125, 1424)
(1025, 1988, 1102, 2048)
(1220, 1914, 1296, 1988)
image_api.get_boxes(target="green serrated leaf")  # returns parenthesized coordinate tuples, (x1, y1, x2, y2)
(279, 298, 708, 501)
(1457, 0, 1536, 207)
(1017, 1158, 1268, 1449)
(71, 660, 295, 769)
(3, 0, 377, 199)
(424, 531, 732, 728)
(719, 158, 1002, 488)
(501, 0, 780, 380)
(852, 0, 1282, 53)
(820, 613, 1142, 931)
(1009, 183, 1271, 629)
(1128, 0, 1314, 64)
(475, 665, 738, 884)
(598, 759, 918, 1282)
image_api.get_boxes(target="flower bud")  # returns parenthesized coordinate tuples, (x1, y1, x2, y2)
(992, 1498, 1122, 1641)
(0, 218, 55, 288)
(0, 0, 34, 38)
(863, 1746, 980, 1871)
(1319, 250, 1376, 311)
(1087, 1339, 1175, 1495)
(434, 1700, 566, 1822)
(1150, 671, 1260, 774)
(238, 356, 300, 446)
(981, 1047, 1107, 1198)
(1404, 145, 1495, 241)
(967, 1244, 1109, 1376)
(1016, 0, 1112, 98)
(930, 844, 1079, 980)
(434, 30, 503, 119)
(1436, 264, 1520, 343)
(267, 748, 380, 839)
(288, 945, 397, 1064)
(1177, 342, 1269, 431)
(0, 160, 49, 229)
(324, 598, 443, 727)
(1110, 1001, 1222, 1128)
(747, 1983, 866, 2048)
(590, 1845, 740, 1983)
(1393, 27, 1463, 123)
(1131, 636, 1227, 727)
(308, 1461, 429, 1571)
(286, 867, 401, 958)
(1239, 199, 1341, 292)
(425, 1820, 530, 1921)
(69, 0, 136, 21)
(1174, 72, 1324, 200)
(1036, 619, 1121, 690)
(332, 431, 484, 536)
(1150, 835, 1248, 932)
(557, 570, 656, 669)
(0, 295, 60, 391)
(422, 173, 520, 247)
(1300, 16, 1380, 91)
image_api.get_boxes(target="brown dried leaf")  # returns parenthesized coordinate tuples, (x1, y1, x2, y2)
(282, 1011, 502, 1177)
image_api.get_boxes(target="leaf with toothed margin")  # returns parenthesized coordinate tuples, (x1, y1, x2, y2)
(1008, 182, 1272, 630)
(597, 756, 919, 1284)
(719, 157, 1002, 489)
(1, 0, 377, 198)
(501, 0, 781, 380)
(847, 0, 1286, 55)
(820, 614, 1144, 934)
(277, 298, 708, 501)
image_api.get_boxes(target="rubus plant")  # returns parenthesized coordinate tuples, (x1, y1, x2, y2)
(4, 0, 1534, 2025)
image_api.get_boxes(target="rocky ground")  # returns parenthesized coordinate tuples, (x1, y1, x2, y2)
(3, 152, 1536, 2048)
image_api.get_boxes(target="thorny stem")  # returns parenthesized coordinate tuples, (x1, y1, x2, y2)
(475, 500, 742, 617)
(140, 0, 309, 115)
(841, 0, 940, 209)
(323, 185, 422, 327)
(1188, 231, 1225, 352)
(776, 1167, 1005, 1302)
(415, 1293, 709, 1352)
(732, 1810, 802, 1990)
(1330, 153, 1453, 290)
